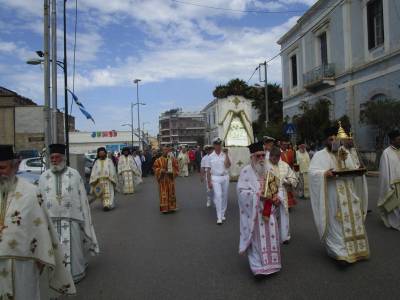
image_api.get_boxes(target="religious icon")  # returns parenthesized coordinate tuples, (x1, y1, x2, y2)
(262, 171, 280, 221)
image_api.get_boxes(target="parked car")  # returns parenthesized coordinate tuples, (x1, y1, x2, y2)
(85, 157, 94, 177)
(18, 157, 46, 174)
(17, 171, 40, 185)
(16, 149, 40, 159)
(85, 152, 97, 162)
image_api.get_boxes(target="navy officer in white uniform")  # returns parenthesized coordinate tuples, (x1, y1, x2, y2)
(206, 137, 231, 225)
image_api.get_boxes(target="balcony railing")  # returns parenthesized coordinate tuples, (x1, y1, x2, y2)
(303, 63, 335, 92)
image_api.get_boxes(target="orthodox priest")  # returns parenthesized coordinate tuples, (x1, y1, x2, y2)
(118, 147, 140, 194)
(178, 147, 190, 177)
(280, 137, 296, 208)
(0, 145, 75, 299)
(38, 144, 100, 283)
(237, 142, 281, 276)
(153, 145, 179, 213)
(296, 142, 310, 198)
(378, 130, 400, 230)
(265, 147, 298, 243)
(309, 127, 369, 263)
(90, 147, 118, 211)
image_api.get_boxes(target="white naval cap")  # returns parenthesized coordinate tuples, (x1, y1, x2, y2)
(212, 137, 223, 145)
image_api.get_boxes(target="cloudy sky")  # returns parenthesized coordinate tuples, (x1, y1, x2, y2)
(0, 0, 316, 135)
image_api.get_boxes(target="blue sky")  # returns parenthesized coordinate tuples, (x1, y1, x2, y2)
(0, 0, 316, 135)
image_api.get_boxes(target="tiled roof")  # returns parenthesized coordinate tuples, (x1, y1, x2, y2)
(0, 86, 37, 106)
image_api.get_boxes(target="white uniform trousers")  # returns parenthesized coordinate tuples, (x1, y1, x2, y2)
(205, 173, 212, 204)
(211, 175, 229, 220)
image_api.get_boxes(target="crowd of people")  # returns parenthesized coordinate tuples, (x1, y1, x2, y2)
(0, 128, 399, 297)
(153, 128, 400, 277)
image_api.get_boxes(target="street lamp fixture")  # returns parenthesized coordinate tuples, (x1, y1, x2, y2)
(26, 58, 65, 69)
(133, 79, 145, 150)
(26, 58, 43, 65)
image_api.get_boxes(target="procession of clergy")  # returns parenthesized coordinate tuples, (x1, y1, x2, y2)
(155, 126, 400, 276)
(1, 125, 400, 298)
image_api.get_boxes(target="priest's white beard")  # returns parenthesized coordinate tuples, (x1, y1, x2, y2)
(252, 161, 265, 177)
(0, 175, 16, 194)
(50, 161, 66, 173)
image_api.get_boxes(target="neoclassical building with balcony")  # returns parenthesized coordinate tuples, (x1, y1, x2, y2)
(278, 0, 400, 150)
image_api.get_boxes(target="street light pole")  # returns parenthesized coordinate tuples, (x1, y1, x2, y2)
(134, 79, 142, 150)
(43, 0, 52, 152)
(63, 0, 70, 165)
(51, 0, 58, 142)
(131, 103, 134, 148)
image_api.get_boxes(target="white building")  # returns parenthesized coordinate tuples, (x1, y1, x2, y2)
(69, 130, 139, 154)
(278, 0, 400, 151)
(202, 95, 259, 145)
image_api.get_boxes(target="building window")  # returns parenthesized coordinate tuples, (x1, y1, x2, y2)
(212, 110, 216, 125)
(319, 32, 328, 65)
(367, 0, 384, 49)
(290, 55, 298, 87)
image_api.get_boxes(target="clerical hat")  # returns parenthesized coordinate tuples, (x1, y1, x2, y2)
(324, 126, 337, 138)
(97, 147, 107, 154)
(49, 143, 66, 155)
(388, 130, 400, 140)
(0, 145, 15, 161)
(121, 147, 130, 153)
(248, 141, 264, 154)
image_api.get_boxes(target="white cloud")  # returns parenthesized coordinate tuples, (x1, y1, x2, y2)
(0, 0, 311, 110)
(0, 40, 35, 62)
(68, 16, 298, 92)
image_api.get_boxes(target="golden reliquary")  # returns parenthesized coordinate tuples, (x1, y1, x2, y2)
(333, 121, 367, 177)
(263, 171, 280, 199)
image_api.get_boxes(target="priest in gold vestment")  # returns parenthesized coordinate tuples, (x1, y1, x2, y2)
(378, 130, 400, 230)
(0, 145, 76, 299)
(118, 147, 140, 194)
(153, 145, 179, 213)
(309, 127, 369, 263)
(90, 147, 118, 211)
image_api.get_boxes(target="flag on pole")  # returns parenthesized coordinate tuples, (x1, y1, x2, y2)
(67, 89, 95, 124)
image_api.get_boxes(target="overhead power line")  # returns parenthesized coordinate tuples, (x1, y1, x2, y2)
(171, 0, 307, 14)
(247, 66, 259, 84)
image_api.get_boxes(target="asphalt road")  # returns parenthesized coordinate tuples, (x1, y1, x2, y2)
(66, 174, 400, 300)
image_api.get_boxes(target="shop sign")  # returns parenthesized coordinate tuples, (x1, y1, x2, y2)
(91, 130, 118, 138)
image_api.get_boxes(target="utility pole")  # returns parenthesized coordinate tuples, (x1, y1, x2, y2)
(134, 79, 142, 150)
(131, 103, 134, 148)
(63, 0, 70, 165)
(259, 61, 269, 127)
(43, 0, 52, 155)
(51, 0, 58, 142)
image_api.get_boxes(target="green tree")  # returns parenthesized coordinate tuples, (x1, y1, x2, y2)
(360, 98, 400, 150)
(293, 99, 332, 144)
(250, 84, 284, 141)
